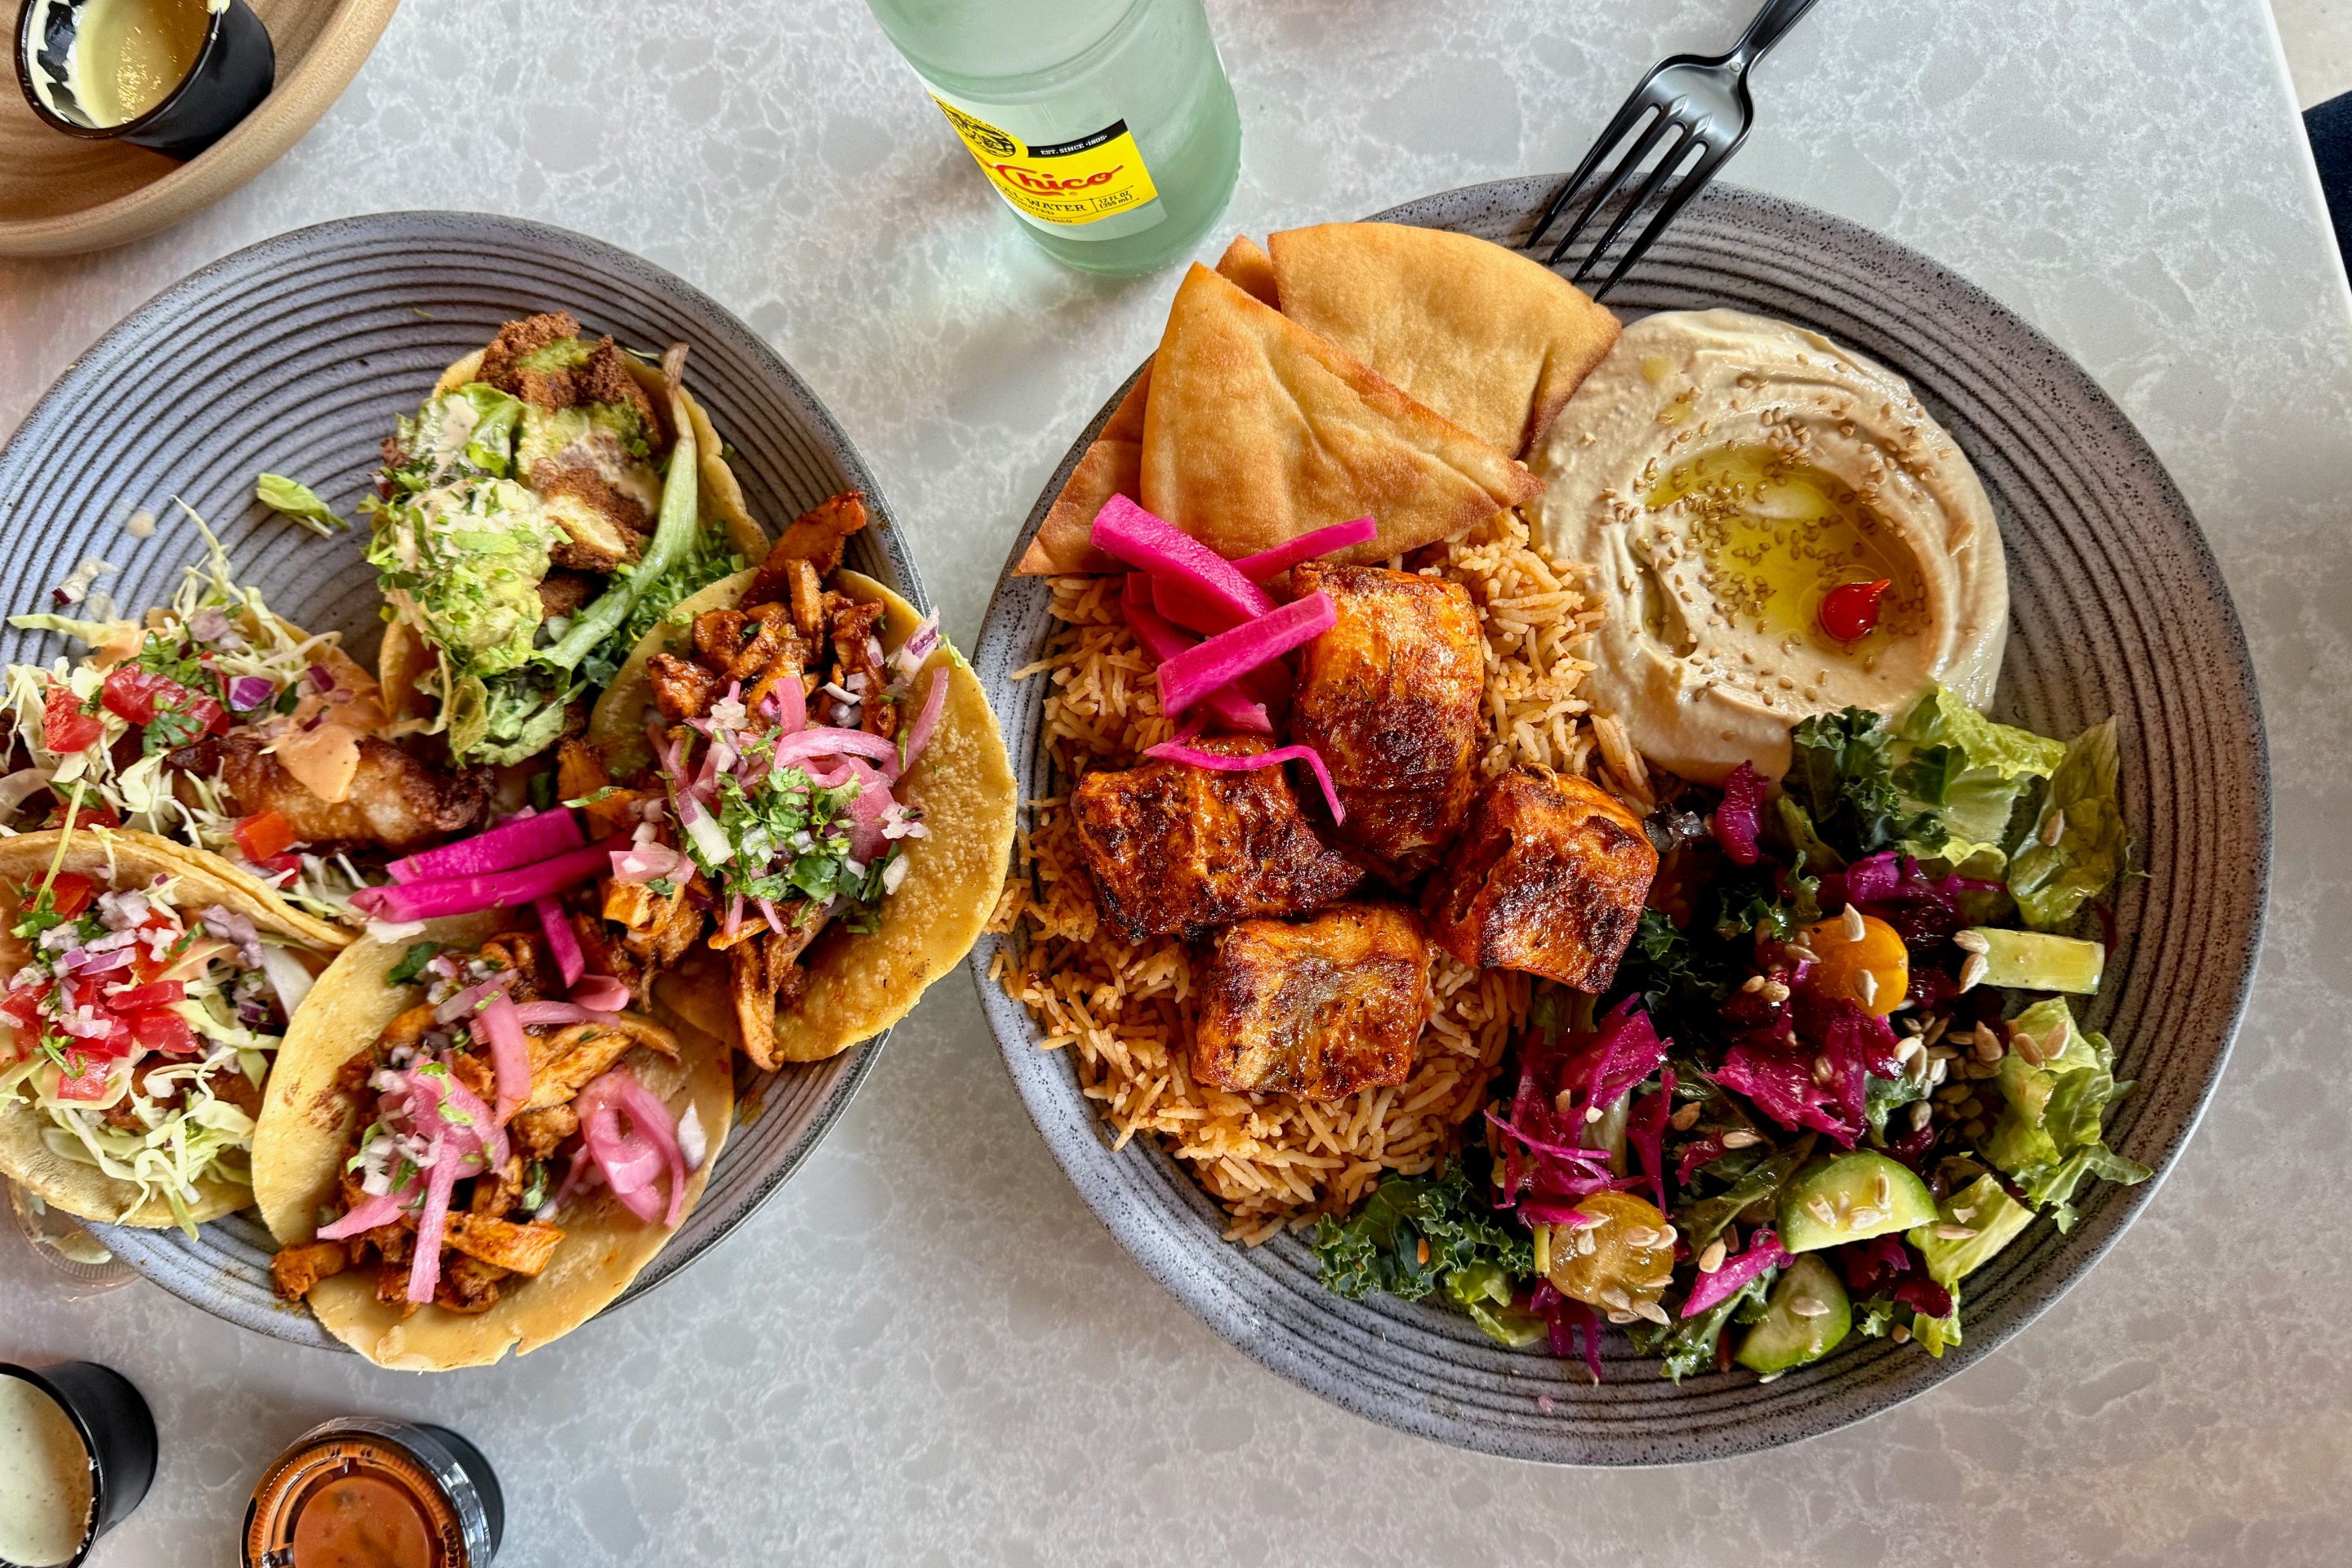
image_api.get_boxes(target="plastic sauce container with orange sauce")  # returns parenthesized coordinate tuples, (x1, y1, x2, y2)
(242, 1419, 502, 1568)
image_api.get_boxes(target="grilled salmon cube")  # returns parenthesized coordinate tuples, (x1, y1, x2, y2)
(1292, 564, 1484, 868)
(1195, 902, 1432, 1098)
(1423, 767, 1656, 989)
(1071, 737, 1365, 942)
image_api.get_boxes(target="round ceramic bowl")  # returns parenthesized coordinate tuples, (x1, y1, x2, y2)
(0, 211, 919, 1352)
(969, 178, 2270, 1463)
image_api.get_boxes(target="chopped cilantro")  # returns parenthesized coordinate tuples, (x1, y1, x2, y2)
(386, 942, 440, 986)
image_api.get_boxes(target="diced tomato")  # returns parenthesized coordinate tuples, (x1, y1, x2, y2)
(126, 1011, 196, 1056)
(45, 872, 94, 918)
(100, 665, 172, 725)
(41, 685, 101, 754)
(257, 853, 303, 877)
(183, 691, 229, 737)
(0, 982, 45, 1035)
(54, 1067, 109, 1101)
(234, 810, 297, 863)
(127, 917, 182, 984)
(103, 979, 185, 1011)
(44, 801, 121, 831)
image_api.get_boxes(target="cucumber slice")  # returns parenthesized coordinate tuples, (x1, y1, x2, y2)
(1963, 927, 2104, 994)
(1778, 1151, 1939, 1253)
(1735, 1255, 1852, 1373)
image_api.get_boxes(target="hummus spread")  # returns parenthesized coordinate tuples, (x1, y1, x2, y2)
(1530, 310, 2006, 786)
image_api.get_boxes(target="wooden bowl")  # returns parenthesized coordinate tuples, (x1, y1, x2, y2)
(0, 0, 399, 257)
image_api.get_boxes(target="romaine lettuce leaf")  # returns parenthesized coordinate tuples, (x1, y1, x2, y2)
(1980, 998, 2152, 1229)
(2007, 717, 2130, 930)
(1909, 1174, 2034, 1286)
(1891, 684, 2068, 875)
(254, 474, 350, 537)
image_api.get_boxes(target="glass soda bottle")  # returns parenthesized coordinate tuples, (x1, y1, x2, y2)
(862, 0, 1242, 276)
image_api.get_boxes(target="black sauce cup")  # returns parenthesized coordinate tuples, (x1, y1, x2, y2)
(0, 1361, 158, 1566)
(15, 0, 275, 162)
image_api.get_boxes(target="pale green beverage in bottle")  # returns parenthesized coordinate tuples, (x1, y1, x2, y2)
(863, 0, 1242, 276)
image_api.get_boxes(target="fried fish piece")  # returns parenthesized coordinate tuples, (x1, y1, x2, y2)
(1291, 563, 1483, 869)
(1071, 738, 1365, 942)
(1422, 767, 1656, 989)
(1194, 902, 1432, 1098)
(175, 732, 493, 852)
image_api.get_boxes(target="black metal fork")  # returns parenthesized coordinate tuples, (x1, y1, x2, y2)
(1528, 0, 1824, 298)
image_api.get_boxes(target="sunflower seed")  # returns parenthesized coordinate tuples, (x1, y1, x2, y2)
(1670, 1102, 1702, 1131)
(1936, 1083, 1970, 1104)
(1929, 1058, 1949, 1086)
(2015, 1030, 2049, 1067)
(1909, 1100, 1935, 1131)
(1720, 1129, 1762, 1149)
(1599, 1285, 1633, 1312)
(1784, 943, 1820, 964)
(1757, 1370, 1784, 1383)
(1842, 904, 1867, 942)
(1585, 1105, 1605, 1124)
(1806, 1196, 1837, 1225)
(1741, 973, 1766, 993)
(1891, 1324, 1912, 1344)
(1577, 1227, 1598, 1255)
(1856, 969, 1880, 1009)
(1698, 1239, 1728, 1273)
(1813, 1054, 1836, 1085)
(1972, 1036, 2004, 1063)
(1847, 1207, 1886, 1228)
(1621, 1226, 1660, 1249)
(1634, 1299, 1671, 1326)
(1958, 952, 1989, 991)
(1921, 1015, 1950, 1047)
(1933, 1223, 1979, 1240)
(1895, 1036, 1924, 1063)
(1952, 929, 1991, 955)
(2041, 808, 2065, 846)
(1606, 1308, 1640, 1325)
(1760, 978, 1792, 1004)
(1873, 1173, 1892, 1209)
(1790, 1295, 1832, 1318)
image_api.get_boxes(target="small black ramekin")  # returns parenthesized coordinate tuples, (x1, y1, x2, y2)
(0, 1361, 158, 1566)
(15, 0, 276, 162)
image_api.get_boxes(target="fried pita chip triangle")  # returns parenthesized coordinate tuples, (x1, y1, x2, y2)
(1268, 222, 1620, 457)
(1138, 264, 1539, 566)
(1214, 234, 1278, 307)
(1016, 363, 1149, 576)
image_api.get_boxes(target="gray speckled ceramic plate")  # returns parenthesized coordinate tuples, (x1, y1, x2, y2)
(0, 212, 918, 1353)
(969, 180, 2270, 1463)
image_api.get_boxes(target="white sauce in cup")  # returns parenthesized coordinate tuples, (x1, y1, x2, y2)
(0, 1375, 93, 1566)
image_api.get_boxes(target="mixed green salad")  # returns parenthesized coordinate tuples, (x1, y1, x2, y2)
(1313, 687, 2149, 1381)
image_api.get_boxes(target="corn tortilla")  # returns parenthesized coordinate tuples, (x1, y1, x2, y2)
(0, 829, 340, 1227)
(587, 569, 1017, 1063)
(249, 911, 736, 1370)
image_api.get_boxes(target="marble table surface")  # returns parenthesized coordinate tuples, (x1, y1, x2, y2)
(4, 1, 2350, 1562)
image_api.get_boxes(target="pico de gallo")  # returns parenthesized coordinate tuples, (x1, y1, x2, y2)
(0, 849, 319, 1232)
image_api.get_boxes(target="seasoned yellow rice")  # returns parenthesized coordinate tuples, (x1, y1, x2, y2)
(989, 510, 1605, 1242)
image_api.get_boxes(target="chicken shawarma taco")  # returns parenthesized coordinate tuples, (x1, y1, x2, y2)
(0, 827, 341, 1232)
(252, 913, 733, 1370)
(566, 492, 1016, 1068)
(370, 312, 769, 768)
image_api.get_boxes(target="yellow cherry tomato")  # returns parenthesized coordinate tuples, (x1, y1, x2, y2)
(1544, 1191, 1677, 1312)
(1802, 910, 1909, 1017)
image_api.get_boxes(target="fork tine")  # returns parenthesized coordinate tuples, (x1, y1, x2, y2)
(1590, 131, 1745, 301)
(1528, 82, 1664, 251)
(1569, 120, 1701, 285)
(1547, 106, 1682, 267)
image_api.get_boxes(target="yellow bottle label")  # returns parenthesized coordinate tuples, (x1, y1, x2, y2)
(930, 99, 1160, 226)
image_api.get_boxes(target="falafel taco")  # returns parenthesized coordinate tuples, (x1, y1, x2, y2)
(0, 827, 341, 1232)
(370, 312, 770, 768)
(568, 492, 1016, 1067)
(252, 913, 733, 1370)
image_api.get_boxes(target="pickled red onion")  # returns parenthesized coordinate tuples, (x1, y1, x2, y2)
(1229, 517, 1379, 581)
(568, 974, 631, 1012)
(896, 667, 950, 773)
(1089, 494, 1273, 627)
(577, 1064, 687, 1227)
(1154, 593, 1334, 717)
(536, 896, 584, 988)
(353, 838, 624, 923)
(1141, 733, 1348, 824)
(471, 993, 532, 1125)
(388, 808, 582, 884)
(1119, 574, 1271, 734)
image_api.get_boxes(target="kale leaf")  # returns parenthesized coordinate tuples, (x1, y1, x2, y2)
(1312, 1161, 1532, 1304)
(1784, 707, 1940, 861)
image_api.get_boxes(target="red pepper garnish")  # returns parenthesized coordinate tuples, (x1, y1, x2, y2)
(234, 810, 297, 864)
(1818, 578, 1893, 642)
(104, 980, 185, 1012)
(41, 684, 102, 753)
(54, 1067, 110, 1102)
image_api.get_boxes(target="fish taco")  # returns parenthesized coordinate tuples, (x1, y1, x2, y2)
(370, 311, 770, 768)
(570, 492, 1016, 1067)
(0, 827, 341, 1231)
(252, 913, 733, 1370)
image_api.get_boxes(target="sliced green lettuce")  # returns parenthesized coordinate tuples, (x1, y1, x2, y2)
(1981, 998, 2152, 1229)
(1446, 1261, 1548, 1348)
(2007, 718, 2130, 931)
(1891, 684, 2068, 874)
(1909, 1173, 2034, 1287)
(254, 474, 350, 537)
